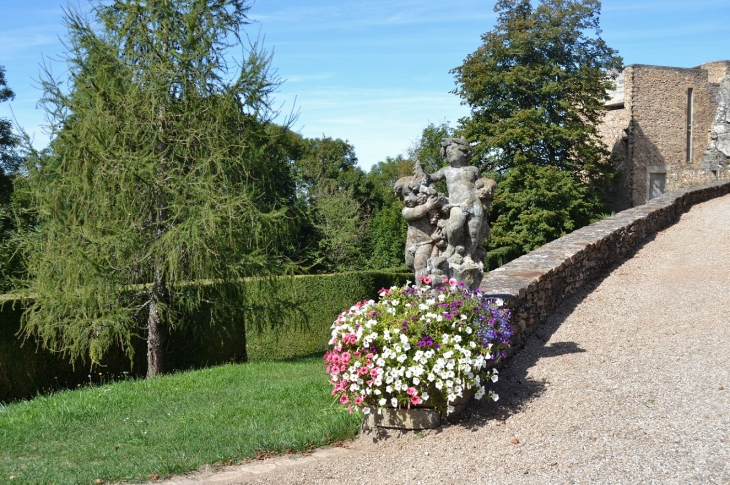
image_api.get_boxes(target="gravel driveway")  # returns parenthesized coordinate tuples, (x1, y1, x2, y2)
(164, 193, 730, 485)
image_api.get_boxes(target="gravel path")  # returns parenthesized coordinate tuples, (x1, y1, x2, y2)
(165, 194, 730, 485)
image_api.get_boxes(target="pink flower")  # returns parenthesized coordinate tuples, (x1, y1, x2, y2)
(366, 380, 373, 387)
(365, 353, 374, 359)
(418, 275, 425, 282)
(406, 387, 417, 396)
(341, 352, 351, 364)
(365, 359, 372, 367)
(449, 278, 457, 286)
(354, 351, 362, 358)
(348, 405, 353, 414)
(358, 367, 369, 375)
(423, 276, 432, 285)
(410, 395, 421, 405)
(354, 396, 363, 405)
(442, 278, 449, 284)
(340, 395, 349, 404)
(370, 368, 380, 379)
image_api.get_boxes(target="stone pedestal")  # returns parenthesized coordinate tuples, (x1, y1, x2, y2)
(361, 392, 472, 431)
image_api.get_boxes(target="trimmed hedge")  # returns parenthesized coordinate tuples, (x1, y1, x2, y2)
(485, 245, 523, 271)
(0, 271, 410, 403)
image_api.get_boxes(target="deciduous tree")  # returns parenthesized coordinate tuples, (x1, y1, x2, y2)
(452, 0, 622, 255)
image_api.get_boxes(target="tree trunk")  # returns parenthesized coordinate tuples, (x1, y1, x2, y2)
(147, 297, 164, 377)
(147, 266, 167, 377)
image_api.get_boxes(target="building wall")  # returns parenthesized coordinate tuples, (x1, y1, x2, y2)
(700, 60, 730, 84)
(599, 63, 730, 208)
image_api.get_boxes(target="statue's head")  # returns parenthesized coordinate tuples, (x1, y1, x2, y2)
(394, 176, 420, 207)
(440, 137, 471, 166)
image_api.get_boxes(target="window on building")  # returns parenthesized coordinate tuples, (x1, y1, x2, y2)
(686, 88, 694, 163)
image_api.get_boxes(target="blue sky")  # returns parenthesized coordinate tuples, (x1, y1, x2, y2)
(1, 0, 729, 171)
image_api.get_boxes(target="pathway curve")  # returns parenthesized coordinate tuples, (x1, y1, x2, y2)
(164, 194, 730, 485)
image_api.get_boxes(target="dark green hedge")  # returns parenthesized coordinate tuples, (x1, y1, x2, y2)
(485, 245, 523, 271)
(0, 271, 410, 403)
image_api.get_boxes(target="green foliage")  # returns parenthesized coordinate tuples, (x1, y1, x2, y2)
(485, 245, 522, 270)
(367, 202, 407, 270)
(452, 0, 622, 256)
(406, 121, 455, 171)
(0, 271, 410, 401)
(20, 0, 294, 375)
(488, 165, 603, 253)
(245, 271, 411, 361)
(309, 180, 369, 273)
(0, 357, 361, 485)
(0, 66, 28, 294)
(452, 0, 622, 183)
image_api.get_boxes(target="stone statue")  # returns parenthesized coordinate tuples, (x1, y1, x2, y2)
(396, 137, 496, 289)
(394, 161, 446, 281)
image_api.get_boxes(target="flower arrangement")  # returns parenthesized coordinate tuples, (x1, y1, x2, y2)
(324, 277, 512, 415)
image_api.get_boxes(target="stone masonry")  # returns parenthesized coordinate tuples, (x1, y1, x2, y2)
(598, 61, 730, 211)
(479, 180, 730, 350)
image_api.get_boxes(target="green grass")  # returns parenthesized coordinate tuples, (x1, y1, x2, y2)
(0, 356, 360, 484)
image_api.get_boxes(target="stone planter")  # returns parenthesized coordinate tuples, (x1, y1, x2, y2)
(362, 391, 472, 431)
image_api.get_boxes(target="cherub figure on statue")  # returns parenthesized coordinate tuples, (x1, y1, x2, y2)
(393, 162, 446, 282)
(423, 137, 484, 269)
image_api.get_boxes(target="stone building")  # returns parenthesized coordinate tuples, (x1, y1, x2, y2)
(598, 60, 730, 211)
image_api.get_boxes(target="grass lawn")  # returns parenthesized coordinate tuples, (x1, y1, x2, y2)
(0, 356, 360, 484)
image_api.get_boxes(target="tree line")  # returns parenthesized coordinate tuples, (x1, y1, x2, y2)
(0, 0, 621, 376)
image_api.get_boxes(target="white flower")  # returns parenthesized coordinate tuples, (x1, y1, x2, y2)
(418, 303, 428, 311)
(492, 393, 499, 402)
(443, 350, 454, 359)
(363, 407, 371, 415)
(386, 307, 396, 315)
(396, 354, 407, 363)
(400, 334, 408, 344)
(438, 294, 446, 301)
(405, 303, 411, 308)
(452, 335, 462, 343)
(470, 341, 476, 348)
(384, 330, 392, 341)
(474, 386, 485, 400)
(436, 315, 443, 322)
(426, 298, 436, 306)
(461, 314, 468, 320)
(491, 373, 499, 383)
(391, 299, 399, 306)
(495, 298, 504, 306)
(435, 380, 443, 390)
(442, 334, 450, 344)
(386, 385, 393, 393)
(465, 326, 472, 334)
(447, 405, 455, 415)
(427, 373, 435, 382)
(391, 397, 398, 407)
(374, 389, 381, 395)
(412, 377, 420, 385)
(447, 393, 456, 402)
(379, 398, 387, 406)
(376, 358, 386, 367)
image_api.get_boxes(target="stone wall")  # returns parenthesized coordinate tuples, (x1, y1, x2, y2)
(479, 180, 730, 348)
(700, 60, 730, 84)
(629, 65, 713, 204)
(597, 99, 632, 212)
